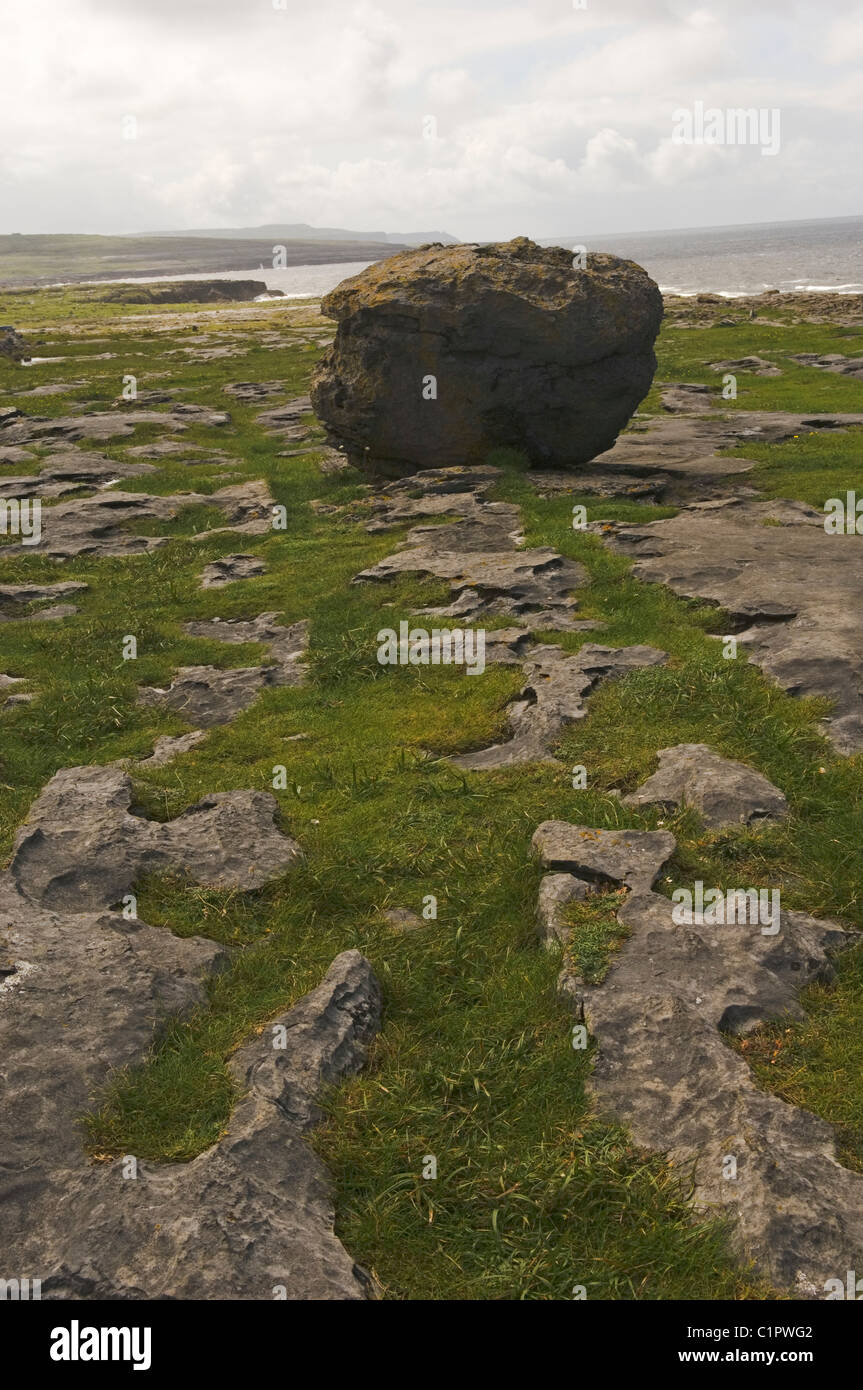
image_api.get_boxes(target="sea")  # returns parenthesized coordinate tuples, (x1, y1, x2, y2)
(569, 214, 863, 297)
(70, 214, 863, 300)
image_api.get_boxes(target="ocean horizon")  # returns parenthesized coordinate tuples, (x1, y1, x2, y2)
(53, 213, 863, 301)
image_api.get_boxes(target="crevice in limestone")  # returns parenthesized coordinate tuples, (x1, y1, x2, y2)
(532, 818, 863, 1294)
(137, 614, 310, 727)
(0, 755, 381, 1299)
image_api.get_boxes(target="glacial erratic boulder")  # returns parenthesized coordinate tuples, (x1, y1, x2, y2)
(310, 237, 662, 475)
(0, 325, 32, 363)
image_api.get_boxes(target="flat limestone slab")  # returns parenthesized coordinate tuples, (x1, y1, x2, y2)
(532, 819, 862, 1294)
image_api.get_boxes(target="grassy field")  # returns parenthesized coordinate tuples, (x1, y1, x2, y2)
(0, 233, 395, 287)
(1, 288, 861, 1299)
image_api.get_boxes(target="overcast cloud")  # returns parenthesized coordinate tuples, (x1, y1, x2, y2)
(2, 0, 861, 238)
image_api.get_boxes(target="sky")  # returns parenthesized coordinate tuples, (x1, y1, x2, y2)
(2, 0, 862, 240)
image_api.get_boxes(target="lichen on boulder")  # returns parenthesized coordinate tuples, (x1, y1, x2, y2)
(310, 237, 662, 476)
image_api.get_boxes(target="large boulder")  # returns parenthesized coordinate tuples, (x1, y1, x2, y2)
(0, 326, 32, 362)
(310, 237, 662, 475)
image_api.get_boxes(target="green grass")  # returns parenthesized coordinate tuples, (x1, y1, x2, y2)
(1, 290, 862, 1299)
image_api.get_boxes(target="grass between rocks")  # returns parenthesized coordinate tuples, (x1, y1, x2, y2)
(1, 288, 862, 1299)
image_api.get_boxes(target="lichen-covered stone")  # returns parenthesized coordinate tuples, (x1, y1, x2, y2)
(311, 238, 662, 475)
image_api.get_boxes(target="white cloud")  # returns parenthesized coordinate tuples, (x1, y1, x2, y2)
(0, 0, 860, 237)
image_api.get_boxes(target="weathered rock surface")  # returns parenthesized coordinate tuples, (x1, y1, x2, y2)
(0, 761, 302, 1192)
(382, 907, 424, 932)
(0, 378, 86, 398)
(4, 480, 274, 559)
(0, 759, 379, 1298)
(622, 744, 789, 828)
(664, 289, 863, 328)
(353, 464, 589, 629)
(790, 352, 863, 378)
(359, 539, 586, 628)
(138, 615, 309, 726)
(126, 439, 218, 460)
(200, 552, 266, 588)
(601, 495, 863, 752)
(9, 763, 302, 910)
(532, 821, 677, 891)
(531, 819, 863, 1293)
(0, 447, 155, 500)
(135, 730, 208, 767)
(0, 581, 88, 621)
(138, 664, 274, 727)
(0, 444, 36, 464)
(584, 408, 863, 505)
(224, 380, 288, 402)
(96, 279, 279, 305)
(661, 382, 714, 413)
(536, 871, 589, 946)
(4, 951, 379, 1300)
(256, 395, 313, 442)
(0, 326, 32, 362)
(709, 356, 782, 377)
(0, 402, 229, 447)
(311, 238, 662, 475)
(454, 644, 667, 770)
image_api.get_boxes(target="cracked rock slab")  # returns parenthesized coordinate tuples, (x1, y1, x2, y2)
(134, 730, 208, 767)
(532, 821, 677, 891)
(708, 356, 782, 377)
(622, 743, 789, 828)
(661, 382, 714, 413)
(351, 463, 591, 629)
(4, 480, 275, 559)
(453, 644, 667, 770)
(224, 380, 288, 402)
(790, 353, 863, 379)
(531, 819, 863, 1292)
(138, 616, 309, 726)
(8, 763, 302, 912)
(0, 753, 377, 1299)
(5, 951, 380, 1300)
(200, 553, 267, 588)
(0, 448, 155, 500)
(184, 613, 309, 681)
(0, 756, 303, 1235)
(356, 543, 586, 629)
(602, 496, 863, 752)
(580, 409, 863, 505)
(0, 582, 88, 621)
(0, 403, 229, 447)
(256, 395, 313, 442)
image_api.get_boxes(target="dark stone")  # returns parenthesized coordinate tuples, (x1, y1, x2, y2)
(311, 238, 662, 475)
